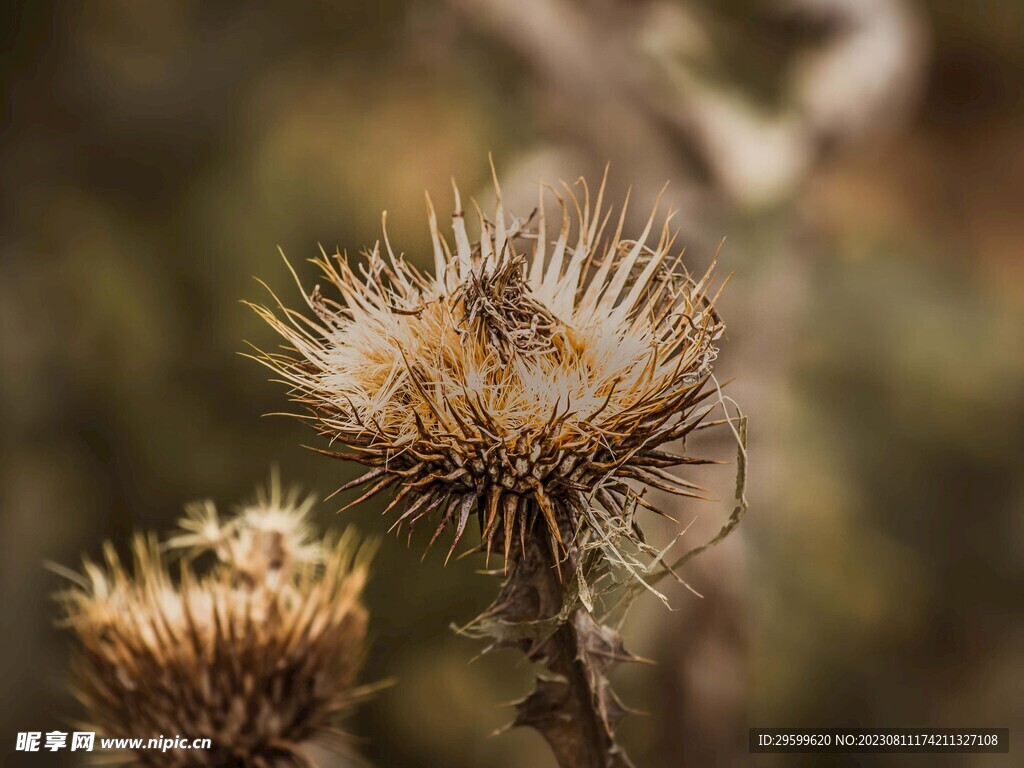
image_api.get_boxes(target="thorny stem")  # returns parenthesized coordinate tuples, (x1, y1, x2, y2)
(495, 536, 632, 768)
(471, 411, 749, 766)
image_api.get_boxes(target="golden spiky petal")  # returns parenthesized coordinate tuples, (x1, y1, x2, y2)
(253, 167, 726, 564)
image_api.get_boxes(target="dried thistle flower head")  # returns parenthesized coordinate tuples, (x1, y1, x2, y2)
(253, 166, 726, 567)
(55, 481, 376, 767)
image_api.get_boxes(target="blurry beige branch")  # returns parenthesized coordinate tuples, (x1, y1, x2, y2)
(449, 0, 925, 209)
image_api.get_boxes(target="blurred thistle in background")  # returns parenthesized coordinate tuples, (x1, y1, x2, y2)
(54, 479, 376, 768)
(2, 1, 1022, 767)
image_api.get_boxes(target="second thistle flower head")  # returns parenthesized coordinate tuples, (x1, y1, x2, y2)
(56, 480, 376, 767)
(254, 167, 726, 564)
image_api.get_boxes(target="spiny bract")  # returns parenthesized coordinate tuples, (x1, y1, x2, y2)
(253, 167, 726, 566)
(55, 480, 376, 768)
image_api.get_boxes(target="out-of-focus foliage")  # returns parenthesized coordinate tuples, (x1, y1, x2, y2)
(1, 1, 1021, 766)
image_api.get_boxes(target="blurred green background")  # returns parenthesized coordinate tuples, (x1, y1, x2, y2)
(1, 1, 1021, 766)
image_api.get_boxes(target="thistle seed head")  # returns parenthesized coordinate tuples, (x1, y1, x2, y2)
(56, 481, 376, 767)
(253, 166, 726, 565)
